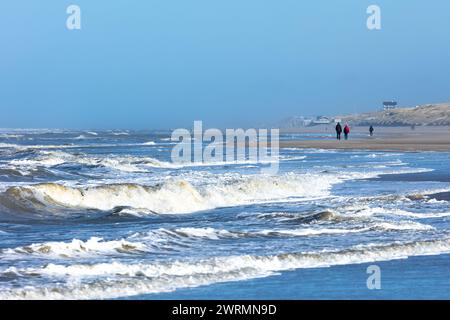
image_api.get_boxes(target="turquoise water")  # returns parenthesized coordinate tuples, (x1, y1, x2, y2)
(1, 129, 450, 299)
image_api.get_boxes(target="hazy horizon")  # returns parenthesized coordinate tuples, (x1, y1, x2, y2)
(1, 1, 449, 129)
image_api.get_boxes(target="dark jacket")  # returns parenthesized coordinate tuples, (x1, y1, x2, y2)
(335, 123, 342, 133)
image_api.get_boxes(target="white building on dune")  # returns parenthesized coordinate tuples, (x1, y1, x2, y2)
(383, 100, 398, 110)
(312, 116, 331, 125)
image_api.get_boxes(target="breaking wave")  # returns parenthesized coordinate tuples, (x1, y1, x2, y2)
(111, 132, 129, 136)
(73, 135, 88, 140)
(2, 237, 147, 258)
(176, 222, 432, 239)
(0, 173, 337, 215)
(343, 206, 450, 219)
(3, 150, 307, 173)
(5, 218, 432, 258)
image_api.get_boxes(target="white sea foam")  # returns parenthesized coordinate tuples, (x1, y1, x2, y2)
(0, 142, 155, 152)
(134, 217, 433, 243)
(259, 220, 433, 236)
(2, 238, 450, 299)
(345, 206, 450, 219)
(5, 150, 308, 173)
(2, 237, 147, 258)
(369, 220, 434, 231)
(9, 151, 73, 167)
(162, 226, 366, 239)
(0, 143, 78, 151)
(351, 153, 404, 159)
(257, 227, 365, 236)
(384, 208, 450, 219)
(0, 143, 25, 149)
(6, 151, 171, 172)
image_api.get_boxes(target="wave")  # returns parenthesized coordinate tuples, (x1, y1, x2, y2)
(5, 150, 174, 172)
(2, 238, 450, 299)
(4, 150, 307, 173)
(0, 220, 435, 262)
(0, 174, 337, 215)
(148, 226, 362, 240)
(369, 207, 450, 219)
(0, 143, 78, 151)
(250, 209, 333, 222)
(0, 167, 28, 177)
(73, 135, 90, 140)
(350, 153, 404, 159)
(0, 143, 25, 149)
(0, 134, 24, 139)
(240, 209, 434, 230)
(259, 220, 432, 235)
(2, 237, 147, 258)
(0, 142, 159, 152)
(369, 220, 433, 231)
(9, 150, 72, 167)
(170, 227, 239, 239)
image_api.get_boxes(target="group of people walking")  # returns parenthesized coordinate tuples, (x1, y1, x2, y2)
(335, 123, 375, 140)
(335, 122, 350, 140)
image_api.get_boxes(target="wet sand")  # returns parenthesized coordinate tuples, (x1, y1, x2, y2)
(429, 192, 450, 202)
(371, 171, 450, 201)
(373, 171, 450, 183)
(280, 126, 450, 151)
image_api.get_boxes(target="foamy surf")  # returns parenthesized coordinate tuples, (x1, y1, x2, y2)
(2, 238, 450, 300)
(2, 237, 147, 258)
(2, 150, 307, 173)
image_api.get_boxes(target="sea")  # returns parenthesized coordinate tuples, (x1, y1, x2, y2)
(0, 129, 450, 299)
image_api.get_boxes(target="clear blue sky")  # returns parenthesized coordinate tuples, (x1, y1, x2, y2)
(1, 1, 449, 129)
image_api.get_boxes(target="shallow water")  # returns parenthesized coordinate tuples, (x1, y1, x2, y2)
(0, 129, 450, 299)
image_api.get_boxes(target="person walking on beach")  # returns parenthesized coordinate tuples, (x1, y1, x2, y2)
(343, 124, 350, 140)
(369, 125, 374, 136)
(335, 122, 342, 140)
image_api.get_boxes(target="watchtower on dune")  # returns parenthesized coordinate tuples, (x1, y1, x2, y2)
(383, 100, 398, 110)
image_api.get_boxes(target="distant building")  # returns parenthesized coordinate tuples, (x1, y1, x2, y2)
(383, 100, 398, 110)
(313, 116, 331, 125)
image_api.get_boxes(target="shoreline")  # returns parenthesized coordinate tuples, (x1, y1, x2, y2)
(280, 139, 450, 152)
(138, 253, 450, 299)
(279, 126, 450, 152)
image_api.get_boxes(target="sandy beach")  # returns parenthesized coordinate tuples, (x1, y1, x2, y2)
(280, 126, 450, 151)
